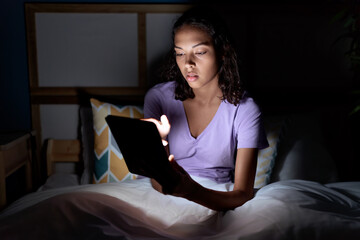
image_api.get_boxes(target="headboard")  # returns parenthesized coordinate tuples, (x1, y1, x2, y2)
(25, 3, 191, 184)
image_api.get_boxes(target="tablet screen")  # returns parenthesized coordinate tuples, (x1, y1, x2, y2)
(105, 115, 176, 187)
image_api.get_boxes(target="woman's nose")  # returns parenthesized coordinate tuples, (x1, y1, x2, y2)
(185, 55, 195, 69)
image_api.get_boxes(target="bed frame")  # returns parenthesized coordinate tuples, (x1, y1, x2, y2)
(25, 3, 191, 185)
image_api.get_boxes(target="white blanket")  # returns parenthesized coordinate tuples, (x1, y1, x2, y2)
(0, 177, 359, 240)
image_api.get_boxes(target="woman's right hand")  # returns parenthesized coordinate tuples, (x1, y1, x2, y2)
(142, 115, 171, 140)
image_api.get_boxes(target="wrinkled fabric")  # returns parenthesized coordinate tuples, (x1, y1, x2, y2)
(0, 178, 359, 240)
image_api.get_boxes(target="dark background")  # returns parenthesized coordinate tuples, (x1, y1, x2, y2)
(0, 0, 354, 130)
(1, 0, 358, 183)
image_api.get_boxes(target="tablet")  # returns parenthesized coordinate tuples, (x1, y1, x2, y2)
(105, 115, 177, 188)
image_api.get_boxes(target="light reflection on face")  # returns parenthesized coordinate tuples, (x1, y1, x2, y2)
(174, 25, 219, 90)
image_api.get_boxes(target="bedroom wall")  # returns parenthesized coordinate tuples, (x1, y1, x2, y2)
(35, 3, 353, 142)
(0, 0, 31, 132)
(1, 0, 352, 132)
(0, 0, 191, 132)
(1, 0, 357, 183)
(36, 10, 181, 141)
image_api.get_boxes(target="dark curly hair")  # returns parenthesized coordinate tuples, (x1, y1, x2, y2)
(158, 6, 244, 105)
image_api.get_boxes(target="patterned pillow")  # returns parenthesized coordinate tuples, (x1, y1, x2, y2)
(254, 116, 284, 188)
(90, 98, 144, 183)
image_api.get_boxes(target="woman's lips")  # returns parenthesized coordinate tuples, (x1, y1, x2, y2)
(186, 73, 198, 82)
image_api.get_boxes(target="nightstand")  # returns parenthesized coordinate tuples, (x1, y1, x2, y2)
(0, 131, 35, 209)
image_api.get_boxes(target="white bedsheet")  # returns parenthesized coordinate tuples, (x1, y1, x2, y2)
(0, 177, 359, 240)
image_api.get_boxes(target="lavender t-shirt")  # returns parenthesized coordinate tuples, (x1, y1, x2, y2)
(144, 81, 268, 183)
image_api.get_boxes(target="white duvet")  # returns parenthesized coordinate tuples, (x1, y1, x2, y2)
(0, 177, 359, 240)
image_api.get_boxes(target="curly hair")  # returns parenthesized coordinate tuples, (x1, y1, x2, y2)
(158, 6, 244, 105)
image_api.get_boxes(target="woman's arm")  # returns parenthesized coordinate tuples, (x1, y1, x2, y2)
(144, 115, 259, 211)
(152, 148, 258, 211)
(187, 148, 258, 211)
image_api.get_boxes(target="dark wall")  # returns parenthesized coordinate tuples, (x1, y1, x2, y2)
(0, 0, 31, 131)
(0, 0, 193, 132)
(0, 0, 353, 132)
(1, 0, 358, 183)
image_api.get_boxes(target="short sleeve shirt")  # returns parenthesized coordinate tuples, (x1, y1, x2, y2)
(144, 81, 269, 183)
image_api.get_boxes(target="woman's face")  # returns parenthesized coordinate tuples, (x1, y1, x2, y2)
(174, 25, 219, 90)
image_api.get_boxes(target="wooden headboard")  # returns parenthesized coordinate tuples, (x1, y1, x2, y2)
(25, 3, 191, 184)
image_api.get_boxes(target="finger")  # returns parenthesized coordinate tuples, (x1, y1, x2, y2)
(160, 115, 170, 127)
(142, 118, 160, 125)
(143, 118, 163, 131)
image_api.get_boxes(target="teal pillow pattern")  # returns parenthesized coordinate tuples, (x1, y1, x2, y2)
(91, 98, 144, 183)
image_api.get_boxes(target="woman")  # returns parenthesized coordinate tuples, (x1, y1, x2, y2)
(144, 7, 268, 211)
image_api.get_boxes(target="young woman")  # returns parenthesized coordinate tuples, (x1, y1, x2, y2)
(143, 7, 268, 211)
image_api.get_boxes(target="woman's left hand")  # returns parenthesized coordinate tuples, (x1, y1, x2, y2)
(151, 154, 198, 197)
(165, 155, 199, 198)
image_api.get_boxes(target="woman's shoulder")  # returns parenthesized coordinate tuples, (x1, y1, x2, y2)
(239, 92, 259, 110)
(224, 92, 259, 112)
(222, 92, 262, 125)
(147, 81, 175, 96)
(145, 81, 176, 104)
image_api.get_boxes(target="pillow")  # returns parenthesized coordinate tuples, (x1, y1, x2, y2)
(254, 115, 285, 188)
(90, 98, 144, 183)
(270, 112, 338, 183)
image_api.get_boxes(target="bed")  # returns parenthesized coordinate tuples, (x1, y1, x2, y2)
(0, 100, 360, 239)
(1, 3, 359, 239)
(1, 179, 360, 240)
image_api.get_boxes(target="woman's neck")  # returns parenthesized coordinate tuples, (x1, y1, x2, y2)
(192, 81, 222, 105)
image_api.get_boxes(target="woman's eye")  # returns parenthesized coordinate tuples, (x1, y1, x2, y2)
(175, 52, 184, 57)
(196, 51, 207, 55)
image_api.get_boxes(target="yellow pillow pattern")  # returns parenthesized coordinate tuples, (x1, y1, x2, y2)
(254, 116, 284, 188)
(90, 98, 144, 183)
